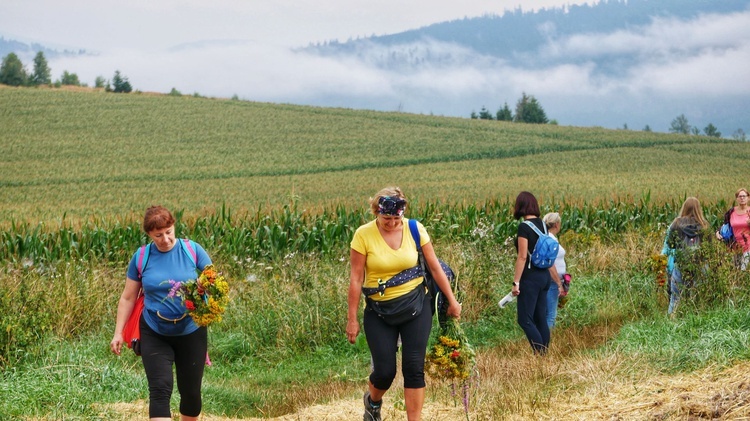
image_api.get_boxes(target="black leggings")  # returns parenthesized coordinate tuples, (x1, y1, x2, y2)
(140, 315, 207, 418)
(364, 293, 432, 390)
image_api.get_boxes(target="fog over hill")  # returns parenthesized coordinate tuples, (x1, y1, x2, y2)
(305, 0, 750, 134)
(2, 0, 748, 135)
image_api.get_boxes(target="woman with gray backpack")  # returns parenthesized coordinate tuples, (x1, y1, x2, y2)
(661, 197, 709, 315)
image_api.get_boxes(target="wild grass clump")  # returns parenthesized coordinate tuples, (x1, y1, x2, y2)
(0, 262, 121, 367)
(215, 252, 353, 362)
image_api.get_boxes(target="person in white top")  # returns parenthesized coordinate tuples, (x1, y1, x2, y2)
(542, 212, 567, 328)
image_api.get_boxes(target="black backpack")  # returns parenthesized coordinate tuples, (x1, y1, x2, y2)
(408, 219, 456, 323)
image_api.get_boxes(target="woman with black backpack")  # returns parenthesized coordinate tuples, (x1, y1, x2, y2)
(346, 187, 461, 421)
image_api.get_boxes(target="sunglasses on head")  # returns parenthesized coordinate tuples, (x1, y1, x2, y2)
(378, 196, 407, 216)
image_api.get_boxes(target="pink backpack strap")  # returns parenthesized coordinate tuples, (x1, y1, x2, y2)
(136, 244, 149, 280)
(181, 239, 198, 267)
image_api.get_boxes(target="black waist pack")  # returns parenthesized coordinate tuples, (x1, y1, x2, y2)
(366, 286, 425, 326)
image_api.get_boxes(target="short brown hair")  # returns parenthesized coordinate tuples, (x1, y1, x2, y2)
(736, 188, 749, 198)
(513, 191, 540, 220)
(143, 206, 175, 233)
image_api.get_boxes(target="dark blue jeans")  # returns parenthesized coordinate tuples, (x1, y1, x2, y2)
(517, 276, 551, 354)
(546, 281, 559, 329)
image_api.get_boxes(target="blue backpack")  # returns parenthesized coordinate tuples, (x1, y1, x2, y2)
(522, 220, 559, 269)
(720, 223, 734, 242)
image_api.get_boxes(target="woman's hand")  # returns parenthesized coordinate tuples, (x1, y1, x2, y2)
(446, 299, 462, 319)
(346, 319, 360, 344)
(511, 282, 520, 296)
(110, 333, 124, 355)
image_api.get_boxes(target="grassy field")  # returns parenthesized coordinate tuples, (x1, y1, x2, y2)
(2, 86, 750, 420)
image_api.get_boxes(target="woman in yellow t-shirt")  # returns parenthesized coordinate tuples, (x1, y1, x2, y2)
(347, 186, 461, 421)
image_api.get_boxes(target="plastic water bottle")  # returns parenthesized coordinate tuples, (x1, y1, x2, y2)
(498, 291, 515, 308)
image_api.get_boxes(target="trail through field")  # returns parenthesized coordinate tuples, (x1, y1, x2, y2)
(101, 360, 750, 420)
(101, 399, 470, 420)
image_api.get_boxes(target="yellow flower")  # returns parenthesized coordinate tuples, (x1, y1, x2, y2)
(434, 345, 445, 356)
(438, 336, 460, 348)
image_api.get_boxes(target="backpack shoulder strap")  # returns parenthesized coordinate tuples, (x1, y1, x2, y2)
(523, 220, 547, 237)
(180, 239, 198, 268)
(136, 243, 151, 280)
(408, 219, 422, 251)
(138, 240, 197, 280)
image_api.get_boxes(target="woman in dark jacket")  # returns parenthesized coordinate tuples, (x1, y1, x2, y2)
(663, 197, 708, 314)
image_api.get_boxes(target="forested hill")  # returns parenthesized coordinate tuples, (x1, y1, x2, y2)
(0, 36, 87, 60)
(308, 0, 750, 71)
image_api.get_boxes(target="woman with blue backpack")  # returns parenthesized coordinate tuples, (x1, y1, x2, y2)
(714, 188, 750, 270)
(511, 191, 558, 354)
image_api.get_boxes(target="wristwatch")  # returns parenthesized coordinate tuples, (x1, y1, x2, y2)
(512, 282, 519, 287)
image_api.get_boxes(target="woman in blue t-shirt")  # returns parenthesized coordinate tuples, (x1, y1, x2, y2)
(110, 206, 211, 421)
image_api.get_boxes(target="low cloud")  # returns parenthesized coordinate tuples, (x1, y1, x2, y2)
(47, 9, 749, 133)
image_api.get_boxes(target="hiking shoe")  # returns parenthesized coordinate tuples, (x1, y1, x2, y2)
(363, 391, 382, 421)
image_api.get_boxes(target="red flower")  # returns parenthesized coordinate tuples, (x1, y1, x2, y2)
(451, 350, 460, 359)
(185, 300, 196, 311)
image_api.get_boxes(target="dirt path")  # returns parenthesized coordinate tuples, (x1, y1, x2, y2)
(100, 398, 470, 420)
(100, 360, 750, 420)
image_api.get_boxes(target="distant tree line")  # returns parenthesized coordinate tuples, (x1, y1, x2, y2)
(471, 92, 554, 124)
(0, 51, 132, 93)
(616, 116, 745, 141)
(667, 113, 746, 141)
(471, 93, 746, 141)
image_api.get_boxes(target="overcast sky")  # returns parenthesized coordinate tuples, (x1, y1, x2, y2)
(2, 0, 748, 133)
(1, 0, 594, 51)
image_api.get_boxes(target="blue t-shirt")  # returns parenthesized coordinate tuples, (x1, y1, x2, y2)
(126, 240, 212, 336)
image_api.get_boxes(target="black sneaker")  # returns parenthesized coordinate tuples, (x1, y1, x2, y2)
(363, 391, 382, 421)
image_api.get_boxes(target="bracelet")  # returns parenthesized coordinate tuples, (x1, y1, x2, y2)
(512, 282, 519, 287)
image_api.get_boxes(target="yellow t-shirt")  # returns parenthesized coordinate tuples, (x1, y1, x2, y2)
(351, 218, 430, 301)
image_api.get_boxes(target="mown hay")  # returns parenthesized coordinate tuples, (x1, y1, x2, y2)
(553, 361, 750, 420)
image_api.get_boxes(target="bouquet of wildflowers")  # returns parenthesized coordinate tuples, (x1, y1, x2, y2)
(167, 264, 230, 326)
(425, 316, 476, 419)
